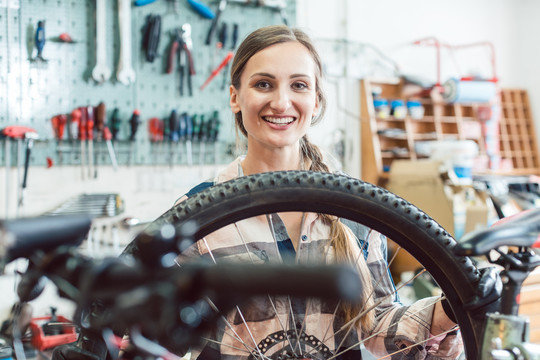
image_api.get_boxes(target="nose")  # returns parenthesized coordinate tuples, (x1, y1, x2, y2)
(269, 86, 292, 112)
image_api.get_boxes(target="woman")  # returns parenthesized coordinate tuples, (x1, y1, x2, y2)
(166, 25, 461, 359)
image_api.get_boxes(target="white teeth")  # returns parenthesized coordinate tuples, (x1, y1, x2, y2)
(263, 116, 295, 124)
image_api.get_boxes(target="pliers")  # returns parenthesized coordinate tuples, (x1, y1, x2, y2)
(179, 24, 195, 96)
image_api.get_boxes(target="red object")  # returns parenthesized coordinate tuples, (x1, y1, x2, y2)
(411, 37, 498, 91)
(51, 114, 67, 139)
(200, 51, 234, 90)
(46, 157, 53, 168)
(86, 106, 95, 141)
(29, 315, 78, 351)
(148, 117, 164, 141)
(103, 126, 112, 141)
(1, 125, 37, 139)
(59, 33, 74, 43)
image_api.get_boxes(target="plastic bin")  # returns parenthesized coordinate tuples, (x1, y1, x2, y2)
(29, 315, 78, 351)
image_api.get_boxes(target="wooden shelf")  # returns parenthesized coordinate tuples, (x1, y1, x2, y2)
(361, 79, 540, 185)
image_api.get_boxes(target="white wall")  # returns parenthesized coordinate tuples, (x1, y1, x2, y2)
(297, 0, 540, 177)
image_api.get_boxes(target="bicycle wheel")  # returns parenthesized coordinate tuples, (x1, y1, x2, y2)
(128, 171, 488, 359)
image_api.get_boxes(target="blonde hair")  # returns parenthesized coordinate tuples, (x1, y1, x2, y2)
(230, 25, 375, 333)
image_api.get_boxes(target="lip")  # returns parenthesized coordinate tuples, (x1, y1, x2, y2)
(262, 115, 297, 125)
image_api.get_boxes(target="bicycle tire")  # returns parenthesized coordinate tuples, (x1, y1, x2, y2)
(130, 170, 487, 359)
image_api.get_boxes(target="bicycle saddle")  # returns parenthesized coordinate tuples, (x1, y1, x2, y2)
(454, 208, 540, 256)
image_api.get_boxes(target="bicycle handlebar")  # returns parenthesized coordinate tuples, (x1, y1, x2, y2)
(0, 215, 92, 266)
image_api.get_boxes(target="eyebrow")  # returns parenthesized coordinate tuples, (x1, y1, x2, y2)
(249, 72, 312, 79)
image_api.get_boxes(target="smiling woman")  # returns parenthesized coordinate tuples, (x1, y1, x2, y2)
(125, 25, 463, 360)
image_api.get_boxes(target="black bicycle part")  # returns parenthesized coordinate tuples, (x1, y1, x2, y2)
(127, 171, 492, 359)
(454, 207, 540, 256)
(0, 215, 92, 264)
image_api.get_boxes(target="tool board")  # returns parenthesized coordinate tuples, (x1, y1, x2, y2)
(0, 0, 296, 167)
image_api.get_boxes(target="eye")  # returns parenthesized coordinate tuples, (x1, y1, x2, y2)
(292, 81, 309, 90)
(254, 80, 271, 89)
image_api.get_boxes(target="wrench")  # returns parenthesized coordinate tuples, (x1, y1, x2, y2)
(117, 0, 136, 85)
(92, 0, 111, 83)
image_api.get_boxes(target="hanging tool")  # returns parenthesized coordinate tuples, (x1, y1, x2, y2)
(205, 0, 227, 45)
(110, 108, 121, 141)
(94, 102, 106, 177)
(222, 22, 238, 89)
(187, 0, 215, 19)
(148, 117, 163, 165)
(134, 0, 157, 5)
(210, 22, 227, 72)
(180, 24, 195, 96)
(180, 112, 193, 166)
(209, 110, 221, 163)
(117, 0, 136, 85)
(200, 51, 234, 90)
(68, 109, 80, 164)
(168, 110, 180, 167)
(129, 110, 141, 165)
(18, 130, 39, 216)
(51, 114, 67, 164)
(74, 108, 87, 179)
(86, 106, 95, 178)
(142, 14, 161, 63)
(31, 20, 47, 63)
(92, 0, 111, 83)
(103, 127, 119, 170)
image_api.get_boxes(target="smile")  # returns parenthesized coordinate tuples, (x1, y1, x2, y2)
(262, 116, 295, 125)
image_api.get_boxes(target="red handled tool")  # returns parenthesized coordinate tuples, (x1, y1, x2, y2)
(51, 114, 67, 164)
(200, 51, 234, 90)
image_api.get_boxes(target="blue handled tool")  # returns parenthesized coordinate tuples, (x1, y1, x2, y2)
(134, 0, 157, 6)
(32, 20, 47, 62)
(187, 0, 215, 19)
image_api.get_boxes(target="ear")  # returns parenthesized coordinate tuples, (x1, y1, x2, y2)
(313, 94, 320, 118)
(230, 85, 241, 114)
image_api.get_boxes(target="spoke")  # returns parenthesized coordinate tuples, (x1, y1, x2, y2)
(375, 327, 459, 360)
(201, 236, 267, 359)
(308, 266, 428, 356)
(267, 214, 303, 357)
(328, 297, 453, 360)
(235, 221, 295, 355)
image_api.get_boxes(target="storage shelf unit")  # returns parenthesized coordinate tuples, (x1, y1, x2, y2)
(361, 78, 540, 185)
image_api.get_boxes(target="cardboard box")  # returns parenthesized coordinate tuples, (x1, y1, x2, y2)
(386, 159, 491, 239)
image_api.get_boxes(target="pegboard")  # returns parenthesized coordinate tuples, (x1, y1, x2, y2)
(0, 0, 296, 167)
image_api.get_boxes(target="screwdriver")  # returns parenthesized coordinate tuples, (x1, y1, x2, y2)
(76, 107, 87, 179)
(168, 110, 180, 167)
(198, 114, 207, 165)
(32, 20, 47, 63)
(178, 112, 189, 166)
(209, 111, 221, 164)
(181, 112, 193, 166)
(200, 51, 234, 90)
(187, 0, 215, 19)
(110, 108, 121, 141)
(103, 127, 119, 170)
(222, 23, 238, 89)
(51, 114, 67, 164)
(129, 109, 141, 166)
(148, 117, 163, 165)
(86, 106, 95, 178)
(69, 108, 80, 163)
(94, 102, 106, 177)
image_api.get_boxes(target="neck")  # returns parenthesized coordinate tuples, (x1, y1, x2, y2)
(242, 146, 304, 176)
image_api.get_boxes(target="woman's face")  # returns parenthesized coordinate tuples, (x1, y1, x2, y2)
(230, 41, 319, 152)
